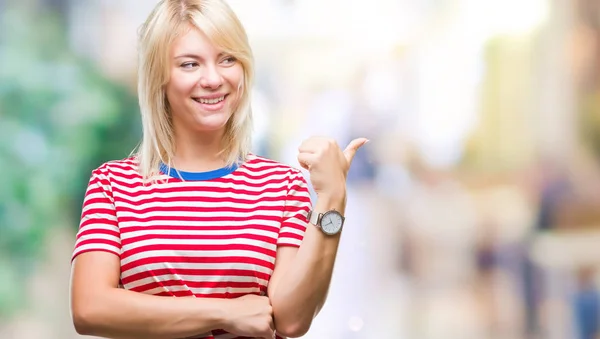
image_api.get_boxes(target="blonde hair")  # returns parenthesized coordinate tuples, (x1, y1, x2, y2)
(134, 0, 254, 181)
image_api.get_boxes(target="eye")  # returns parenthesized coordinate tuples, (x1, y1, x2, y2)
(220, 56, 237, 65)
(180, 61, 199, 69)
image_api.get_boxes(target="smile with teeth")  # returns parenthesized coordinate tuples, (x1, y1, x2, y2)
(194, 95, 226, 104)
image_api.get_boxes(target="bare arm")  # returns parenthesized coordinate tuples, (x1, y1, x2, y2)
(268, 195, 344, 338)
(70, 251, 227, 339)
(70, 251, 274, 339)
(268, 137, 368, 338)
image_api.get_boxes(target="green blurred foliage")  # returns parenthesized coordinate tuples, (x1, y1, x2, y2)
(0, 3, 141, 317)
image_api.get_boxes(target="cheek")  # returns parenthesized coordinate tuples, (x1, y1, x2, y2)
(167, 72, 198, 98)
(225, 66, 244, 92)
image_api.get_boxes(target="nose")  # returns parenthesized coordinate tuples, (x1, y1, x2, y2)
(198, 65, 223, 89)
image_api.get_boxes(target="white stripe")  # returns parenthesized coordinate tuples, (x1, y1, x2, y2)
(111, 180, 291, 195)
(115, 199, 287, 210)
(111, 190, 288, 202)
(82, 203, 116, 215)
(135, 286, 261, 295)
(117, 209, 284, 219)
(80, 213, 118, 224)
(88, 179, 112, 193)
(121, 238, 277, 251)
(77, 232, 120, 244)
(134, 285, 192, 294)
(283, 218, 309, 229)
(285, 199, 311, 208)
(121, 250, 274, 266)
(232, 167, 292, 179)
(280, 226, 305, 236)
(109, 168, 294, 186)
(278, 238, 302, 246)
(73, 243, 120, 255)
(121, 228, 278, 239)
(128, 274, 268, 287)
(118, 219, 281, 228)
(83, 191, 114, 202)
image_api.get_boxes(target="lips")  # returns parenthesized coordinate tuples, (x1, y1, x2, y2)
(191, 93, 229, 112)
(192, 94, 227, 104)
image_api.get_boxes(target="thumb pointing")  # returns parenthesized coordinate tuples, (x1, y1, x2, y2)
(343, 138, 369, 164)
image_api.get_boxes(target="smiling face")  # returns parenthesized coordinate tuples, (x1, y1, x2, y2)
(165, 25, 244, 134)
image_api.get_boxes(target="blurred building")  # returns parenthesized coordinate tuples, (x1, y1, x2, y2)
(4, 0, 600, 338)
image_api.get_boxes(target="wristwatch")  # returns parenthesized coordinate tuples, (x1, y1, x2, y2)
(307, 209, 345, 235)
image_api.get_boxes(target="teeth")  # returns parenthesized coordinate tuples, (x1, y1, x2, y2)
(196, 96, 225, 104)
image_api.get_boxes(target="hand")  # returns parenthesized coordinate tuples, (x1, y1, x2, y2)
(222, 294, 274, 339)
(297, 137, 368, 198)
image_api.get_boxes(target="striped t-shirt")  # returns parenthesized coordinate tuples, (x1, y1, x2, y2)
(72, 154, 312, 339)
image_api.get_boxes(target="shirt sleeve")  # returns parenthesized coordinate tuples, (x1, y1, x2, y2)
(72, 166, 121, 261)
(277, 169, 313, 247)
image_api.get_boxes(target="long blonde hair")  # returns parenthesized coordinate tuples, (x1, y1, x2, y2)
(134, 0, 254, 181)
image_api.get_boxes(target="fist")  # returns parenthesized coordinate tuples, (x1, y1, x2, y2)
(224, 294, 274, 339)
(297, 136, 368, 197)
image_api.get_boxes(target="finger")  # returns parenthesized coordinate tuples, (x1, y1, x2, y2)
(343, 138, 369, 164)
(298, 136, 327, 153)
(297, 152, 318, 170)
(260, 328, 275, 339)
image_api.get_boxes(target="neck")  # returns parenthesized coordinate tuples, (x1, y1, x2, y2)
(171, 123, 227, 172)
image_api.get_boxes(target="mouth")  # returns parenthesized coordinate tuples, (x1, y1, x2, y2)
(192, 94, 227, 105)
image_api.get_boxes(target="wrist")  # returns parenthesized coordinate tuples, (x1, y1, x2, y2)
(315, 189, 347, 213)
(212, 299, 234, 331)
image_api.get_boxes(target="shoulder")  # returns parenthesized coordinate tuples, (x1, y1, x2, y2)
(242, 154, 305, 179)
(90, 157, 140, 179)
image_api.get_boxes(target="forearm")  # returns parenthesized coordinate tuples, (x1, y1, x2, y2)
(72, 287, 229, 339)
(270, 193, 346, 336)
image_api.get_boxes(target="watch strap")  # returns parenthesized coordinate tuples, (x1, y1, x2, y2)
(307, 210, 321, 226)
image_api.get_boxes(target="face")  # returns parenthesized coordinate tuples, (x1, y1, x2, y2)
(165, 26, 244, 134)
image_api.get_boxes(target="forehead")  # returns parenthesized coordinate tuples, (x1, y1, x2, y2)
(170, 26, 221, 57)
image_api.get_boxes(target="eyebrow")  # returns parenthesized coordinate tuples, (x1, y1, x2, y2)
(174, 52, 227, 59)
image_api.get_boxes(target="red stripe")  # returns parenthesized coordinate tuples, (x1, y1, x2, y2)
(89, 175, 112, 188)
(284, 205, 312, 214)
(122, 233, 277, 246)
(115, 205, 285, 214)
(75, 238, 120, 250)
(76, 228, 119, 240)
(121, 268, 270, 285)
(81, 207, 116, 216)
(153, 291, 261, 300)
(221, 169, 292, 181)
(130, 279, 263, 293)
(121, 243, 276, 260)
(112, 184, 289, 198)
(120, 224, 279, 233)
(72, 248, 120, 261)
(117, 215, 282, 223)
(109, 167, 293, 183)
(83, 197, 114, 208)
(106, 194, 287, 206)
(278, 232, 303, 241)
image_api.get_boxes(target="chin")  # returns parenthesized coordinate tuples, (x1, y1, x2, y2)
(191, 115, 231, 132)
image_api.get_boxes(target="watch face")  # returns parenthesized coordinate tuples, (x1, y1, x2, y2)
(320, 211, 344, 235)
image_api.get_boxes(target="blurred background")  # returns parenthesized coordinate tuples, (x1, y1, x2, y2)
(2, 0, 600, 338)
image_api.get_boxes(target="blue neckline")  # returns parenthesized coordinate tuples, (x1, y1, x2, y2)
(159, 162, 238, 181)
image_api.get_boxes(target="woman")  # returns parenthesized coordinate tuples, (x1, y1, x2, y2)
(69, 1, 367, 338)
